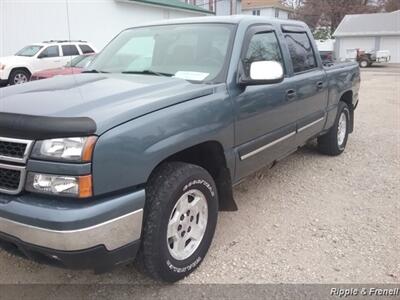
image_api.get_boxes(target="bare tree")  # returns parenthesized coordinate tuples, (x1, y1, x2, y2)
(292, 0, 383, 34)
(384, 0, 400, 11)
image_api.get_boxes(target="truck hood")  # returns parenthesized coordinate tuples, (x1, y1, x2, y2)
(0, 73, 215, 135)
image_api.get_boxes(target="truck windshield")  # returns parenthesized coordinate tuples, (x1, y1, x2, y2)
(15, 45, 43, 57)
(89, 23, 235, 83)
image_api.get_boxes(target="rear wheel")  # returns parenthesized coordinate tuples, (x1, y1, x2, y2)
(318, 102, 350, 156)
(9, 69, 30, 85)
(137, 162, 218, 282)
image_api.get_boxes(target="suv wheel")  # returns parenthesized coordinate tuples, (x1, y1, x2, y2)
(137, 162, 218, 282)
(9, 69, 30, 85)
(318, 102, 350, 156)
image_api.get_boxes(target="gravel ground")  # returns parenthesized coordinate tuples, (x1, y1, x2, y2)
(0, 65, 399, 286)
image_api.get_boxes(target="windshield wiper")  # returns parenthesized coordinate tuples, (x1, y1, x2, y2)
(82, 69, 109, 74)
(122, 70, 173, 77)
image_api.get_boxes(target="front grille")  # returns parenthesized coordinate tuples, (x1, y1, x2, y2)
(0, 137, 33, 163)
(0, 141, 27, 159)
(0, 137, 32, 195)
(0, 166, 21, 192)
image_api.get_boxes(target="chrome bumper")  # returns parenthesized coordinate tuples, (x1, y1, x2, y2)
(0, 209, 143, 251)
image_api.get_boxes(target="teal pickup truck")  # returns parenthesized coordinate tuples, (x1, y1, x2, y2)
(0, 16, 360, 282)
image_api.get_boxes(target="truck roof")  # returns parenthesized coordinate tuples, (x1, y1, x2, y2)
(128, 15, 307, 29)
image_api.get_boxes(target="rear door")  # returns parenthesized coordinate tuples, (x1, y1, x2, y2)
(282, 26, 328, 144)
(233, 25, 299, 180)
(60, 44, 81, 65)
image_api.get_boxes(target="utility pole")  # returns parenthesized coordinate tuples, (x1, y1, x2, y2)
(231, 0, 237, 15)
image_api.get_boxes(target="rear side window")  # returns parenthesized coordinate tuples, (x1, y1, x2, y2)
(62, 45, 80, 56)
(79, 44, 95, 54)
(285, 32, 317, 73)
(39, 46, 59, 58)
(244, 31, 284, 75)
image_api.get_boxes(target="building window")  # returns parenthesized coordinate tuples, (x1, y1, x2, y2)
(252, 10, 260, 16)
(275, 9, 279, 18)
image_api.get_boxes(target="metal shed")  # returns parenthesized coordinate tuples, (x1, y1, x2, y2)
(333, 10, 400, 63)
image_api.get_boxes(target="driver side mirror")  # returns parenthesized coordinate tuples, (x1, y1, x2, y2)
(239, 60, 284, 86)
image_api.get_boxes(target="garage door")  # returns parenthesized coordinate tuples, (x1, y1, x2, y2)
(381, 36, 400, 63)
(338, 37, 375, 60)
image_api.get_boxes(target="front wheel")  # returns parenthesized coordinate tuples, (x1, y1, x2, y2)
(137, 162, 218, 282)
(359, 59, 369, 68)
(318, 102, 350, 156)
(9, 69, 30, 85)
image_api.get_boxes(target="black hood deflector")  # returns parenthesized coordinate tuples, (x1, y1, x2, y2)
(0, 112, 97, 140)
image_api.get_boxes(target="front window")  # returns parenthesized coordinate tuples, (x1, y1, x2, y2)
(89, 23, 235, 83)
(15, 45, 43, 57)
(38, 46, 60, 58)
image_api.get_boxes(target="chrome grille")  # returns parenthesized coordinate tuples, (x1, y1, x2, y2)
(0, 137, 33, 164)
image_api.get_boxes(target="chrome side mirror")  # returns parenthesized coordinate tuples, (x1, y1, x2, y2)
(239, 60, 284, 86)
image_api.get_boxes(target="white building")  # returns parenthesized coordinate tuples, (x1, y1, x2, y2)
(0, 0, 212, 56)
(241, 0, 292, 19)
(333, 10, 400, 63)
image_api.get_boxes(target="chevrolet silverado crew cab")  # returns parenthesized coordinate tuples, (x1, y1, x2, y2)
(0, 40, 96, 86)
(0, 16, 360, 282)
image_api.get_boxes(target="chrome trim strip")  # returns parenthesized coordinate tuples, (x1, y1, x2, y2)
(0, 163, 26, 195)
(297, 117, 325, 133)
(240, 131, 296, 160)
(0, 209, 143, 251)
(0, 137, 34, 164)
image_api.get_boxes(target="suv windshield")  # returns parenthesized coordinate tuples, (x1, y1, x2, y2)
(89, 23, 235, 83)
(15, 45, 43, 57)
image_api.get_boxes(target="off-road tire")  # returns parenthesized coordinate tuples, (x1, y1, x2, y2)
(318, 102, 350, 156)
(137, 162, 218, 282)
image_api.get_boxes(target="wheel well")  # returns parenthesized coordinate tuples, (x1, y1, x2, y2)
(9, 67, 32, 80)
(340, 90, 354, 132)
(153, 141, 237, 211)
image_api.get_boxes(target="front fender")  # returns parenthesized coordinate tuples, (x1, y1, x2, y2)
(92, 90, 235, 196)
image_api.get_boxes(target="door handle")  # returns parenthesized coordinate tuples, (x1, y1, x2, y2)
(286, 89, 297, 101)
(316, 81, 324, 90)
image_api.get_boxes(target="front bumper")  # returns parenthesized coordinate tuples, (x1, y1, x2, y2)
(0, 189, 145, 271)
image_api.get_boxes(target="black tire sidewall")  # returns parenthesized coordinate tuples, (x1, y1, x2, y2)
(9, 70, 30, 85)
(147, 165, 218, 281)
(336, 104, 350, 152)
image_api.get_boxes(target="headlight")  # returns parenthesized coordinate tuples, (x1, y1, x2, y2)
(25, 172, 92, 198)
(31, 136, 97, 162)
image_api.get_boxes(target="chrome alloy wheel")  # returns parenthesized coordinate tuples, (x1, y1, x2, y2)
(13, 73, 28, 84)
(167, 189, 208, 261)
(337, 112, 347, 147)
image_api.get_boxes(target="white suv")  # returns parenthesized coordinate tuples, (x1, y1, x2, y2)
(0, 40, 96, 86)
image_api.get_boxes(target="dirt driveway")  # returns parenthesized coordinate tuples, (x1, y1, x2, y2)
(0, 65, 399, 286)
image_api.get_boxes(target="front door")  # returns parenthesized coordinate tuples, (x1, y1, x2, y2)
(232, 25, 299, 181)
(34, 45, 62, 72)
